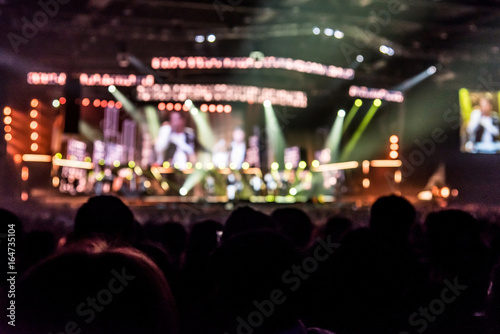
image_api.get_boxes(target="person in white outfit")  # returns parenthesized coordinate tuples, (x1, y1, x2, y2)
(466, 94, 500, 153)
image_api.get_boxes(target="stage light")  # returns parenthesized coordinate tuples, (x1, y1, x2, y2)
(180, 187, 188, 196)
(312, 26, 321, 35)
(324, 28, 334, 36)
(4, 125, 11, 132)
(362, 178, 370, 188)
(190, 108, 199, 115)
(108, 101, 115, 108)
(355, 99, 363, 107)
(224, 105, 232, 113)
(271, 162, 279, 170)
(390, 135, 399, 143)
(379, 45, 395, 56)
(218, 163, 226, 169)
(3, 107, 11, 116)
(356, 55, 364, 63)
(82, 98, 90, 107)
(195, 162, 203, 169)
(289, 188, 297, 196)
(195, 35, 205, 43)
(200, 104, 208, 112)
(116, 101, 123, 109)
(31, 132, 38, 140)
(52, 99, 60, 108)
(5, 133, 12, 141)
(113, 160, 120, 168)
(30, 143, 38, 152)
(374, 99, 382, 107)
(207, 162, 214, 170)
(208, 104, 216, 112)
(242, 162, 250, 170)
(14, 154, 22, 164)
(163, 161, 170, 168)
(334, 30, 344, 39)
(4, 116, 12, 125)
(427, 66, 437, 75)
(186, 162, 193, 169)
(161, 181, 169, 191)
(311, 160, 320, 168)
(93, 99, 101, 107)
(166, 102, 174, 111)
(100, 100, 108, 108)
(207, 34, 216, 43)
(144, 180, 151, 188)
(298, 161, 306, 169)
(185, 99, 193, 108)
(389, 151, 399, 159)
(30, 110, 38, 118)
(59, 97, 66, 105)
(263, 100, 272, 108)
(30, 121, 38, 129)
(285, 162, 293, 170)
(265, 195, 275, 202)
(55, 153, 63, 159)
(84, 157, 91, 162)
(174, 162, 181, 169)
(440, 187, 450, 198)
(394, 170, 402, 183)
(216, 104, 224, 113)
(451, 189, 459, 197)
(98, 159, 105, 166)
(52, 176, 60, 187)
(31, 99, 39, 108)
(21, 191, 28, 202)
(338, 109, 346, 117)
(390, 143, 399, 151)
(108, 85, 116, 93)
(174, 103, 182, 111)
(128, 161, 136, 168)
(229, 162, 237, 170)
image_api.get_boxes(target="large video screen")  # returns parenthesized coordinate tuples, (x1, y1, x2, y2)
(459, 89, 500, 154)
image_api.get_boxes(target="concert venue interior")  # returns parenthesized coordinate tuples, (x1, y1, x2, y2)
(2, 1, 500, 334)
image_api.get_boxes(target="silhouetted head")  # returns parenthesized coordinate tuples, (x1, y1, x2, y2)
(14, 238, 178, 334)
(221, 206, 274, 242)
(271, 208, 313, 249)
(369, 195, 416, 242)
(324, 215, 353, 243)
(74, 195, 135, 241)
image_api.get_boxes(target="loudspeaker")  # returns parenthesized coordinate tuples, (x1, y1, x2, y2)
(63, 77, 81, 133)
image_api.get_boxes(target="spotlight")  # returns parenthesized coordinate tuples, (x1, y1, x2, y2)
(285, 162, 293, 170)
(324, 28, 334, 36)
(207, 34, 216, 43)
(82, 98, 90, 107)
(298, 161, 307, 169)
(356, 55, 364, 62)
(334, 30, 344, 39)
(271, 162, 279, 170)
(3, 107, 12, 116)
(338, 109, 346, 117)
(180, 187, 188, 196)
(311, 160, 320, 168)
(31, 99, 39, 108)
(355, 99, 363, 107)
(52, 100, 60, 108)
(108, 85, 116, 93)
(184, 99, 193, 108)
(373, 99, 382, 107)
(427, 66, 437, 75)
(289, 188, 297, 196)
(312, 26, 321, 35)
(263, 100, 272, 108)
(195, 35, 205, 43)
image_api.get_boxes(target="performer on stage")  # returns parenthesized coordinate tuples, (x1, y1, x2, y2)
(229, 127, 246, 169)
(466, 94, 500, 153)
(154, 110, 196, 169)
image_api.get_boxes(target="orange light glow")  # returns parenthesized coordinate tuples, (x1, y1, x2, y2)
(31, 99, 39, 108)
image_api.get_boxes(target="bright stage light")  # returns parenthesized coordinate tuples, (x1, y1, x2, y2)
(271, 162, 279, 170)
(355, 99, 363, 107)
(30, 110, 38, 118)
(311, 160, 320, 168)
(242, 162, 250, 170)
(334, 30, 344, 39)
(31, 132, 39, 140)
(113, 160, 120, 168)
(31, 99, 39, 108)
(207, 34, 216, 43)
(3, 107, 11, 116)
(263, 100, 272, 108)
(30, 121, 38, 129)
(324, 28, 334, 36)
(190, 108, 199, 115)
(185, 99, 193, 108)
(195, 35, 205, 43)
(298, 161, 307, 169)
(108, 85, 116, 93)
(5, 133, 12, 141)
(289, 188, 297, 196)
(30, 143, 38, 152)
(389, 151, 399, 159)
(195, 162, 203, 169)
(285, 162, 293, 170)
(128, 161, 136, 168)
(338, 109, 346, 117)
(312, 27, 321, 35)
(427, 66, 437, 75)
(356, 55, 364, 63)
(373, 99, 382, 107)
(180, 187, 188, 196)
(390, 135, 399, 143)
(82, 98, 90, 107)
(440, 187, 450, 198)
(362, 178, 370, 188)
(52, 100, 60, 108)
(4, 116, 12, 125)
